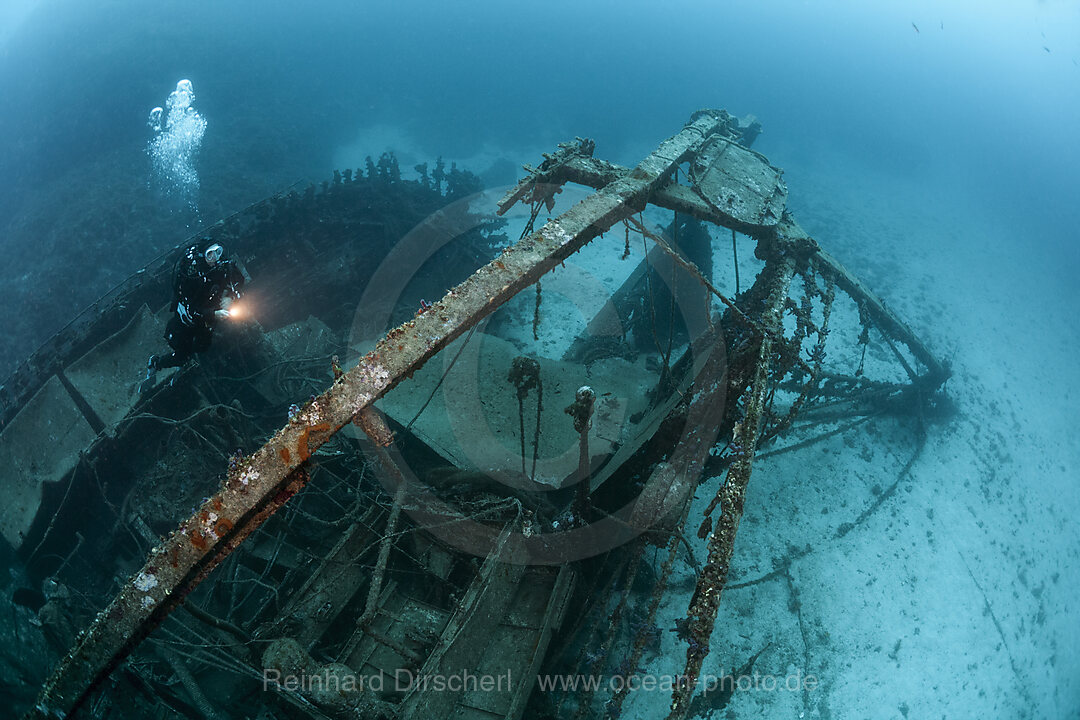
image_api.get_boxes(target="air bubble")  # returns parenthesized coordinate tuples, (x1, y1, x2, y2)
(148, 78, 207, 209)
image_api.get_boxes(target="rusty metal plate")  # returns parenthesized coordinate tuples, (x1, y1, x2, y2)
(690, 137, 787, 230)
(0, 375, 97, 549)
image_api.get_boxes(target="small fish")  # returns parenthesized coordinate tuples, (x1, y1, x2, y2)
(912, 22, 920, 33)
(1044, 46, 1051, 53)
(940, 21, 944, 30)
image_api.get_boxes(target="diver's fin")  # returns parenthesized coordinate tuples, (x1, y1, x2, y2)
(139, 356, 159, 395)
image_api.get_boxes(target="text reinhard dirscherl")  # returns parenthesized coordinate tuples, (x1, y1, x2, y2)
(262, 668, 818, 695)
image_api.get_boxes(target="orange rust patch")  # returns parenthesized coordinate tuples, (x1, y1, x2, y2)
(297, 423, 332, 460)
(280, 447, 291, 464)
(212, 497, 223, 512)
(189, 529, 208, 550)
(213, 518, 234, 538)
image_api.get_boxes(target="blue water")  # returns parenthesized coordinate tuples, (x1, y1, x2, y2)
(1, 0, 1077, 717)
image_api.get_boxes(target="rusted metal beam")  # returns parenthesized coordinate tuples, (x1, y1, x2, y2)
(667, 254, 796, 720)
(25, 111, 726, 720)
(811, 244, 947, 385)
(542, 150, 946, 388)
(519, 149, 780, 237)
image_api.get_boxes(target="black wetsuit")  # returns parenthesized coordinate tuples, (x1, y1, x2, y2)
(154, 245, 244, 369)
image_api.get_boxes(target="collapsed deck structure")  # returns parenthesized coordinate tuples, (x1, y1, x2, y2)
(1, 109, 947, 719)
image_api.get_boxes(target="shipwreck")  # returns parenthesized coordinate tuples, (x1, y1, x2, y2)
(0, 108, 947, 719)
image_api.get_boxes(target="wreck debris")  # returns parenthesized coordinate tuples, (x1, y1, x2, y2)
(0, 376, 97, 551)
(564, 385, 596, 516)
(508, 355, 543, 481)
(353, 407, 408, 630)
(9, 107, 949, 719)
(669, 255, 795, 720)
(25, 108, 727, 720)
(525, 127, 945, 390)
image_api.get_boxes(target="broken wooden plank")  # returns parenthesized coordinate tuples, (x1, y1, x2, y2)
(505, 565, 575, 720)
(253, 505, 385, 649)
(25, 110, 726, 720)
(450, 567, 569, 719)
(399, 521, 525, 720)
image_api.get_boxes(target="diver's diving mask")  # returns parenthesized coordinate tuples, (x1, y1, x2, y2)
(204, 244, 224, 265)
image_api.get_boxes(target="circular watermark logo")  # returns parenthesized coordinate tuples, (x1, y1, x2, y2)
(347, 185, 727, 564)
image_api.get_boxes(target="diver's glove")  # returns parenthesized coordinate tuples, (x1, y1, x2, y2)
(217, 292, 243, 322)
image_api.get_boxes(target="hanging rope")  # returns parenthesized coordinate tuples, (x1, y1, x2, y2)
(508, 356, 542, 481)
(605, 494, 694, 718)
(639, 216, 666, 360)
(732, 228, 741, 295)
(625, 215, 814, 376)
(404, 324, 479, 432)
(533, 281, 542, 341)
(532, 375, 543, 481)
(520, 199, 543, 242)
(855, 300, 871, 377)
(762, 267, 835, 444)
(663, 204, 680, 387)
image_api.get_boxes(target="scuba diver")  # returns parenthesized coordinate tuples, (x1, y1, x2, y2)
(144, 240, 245, 387)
